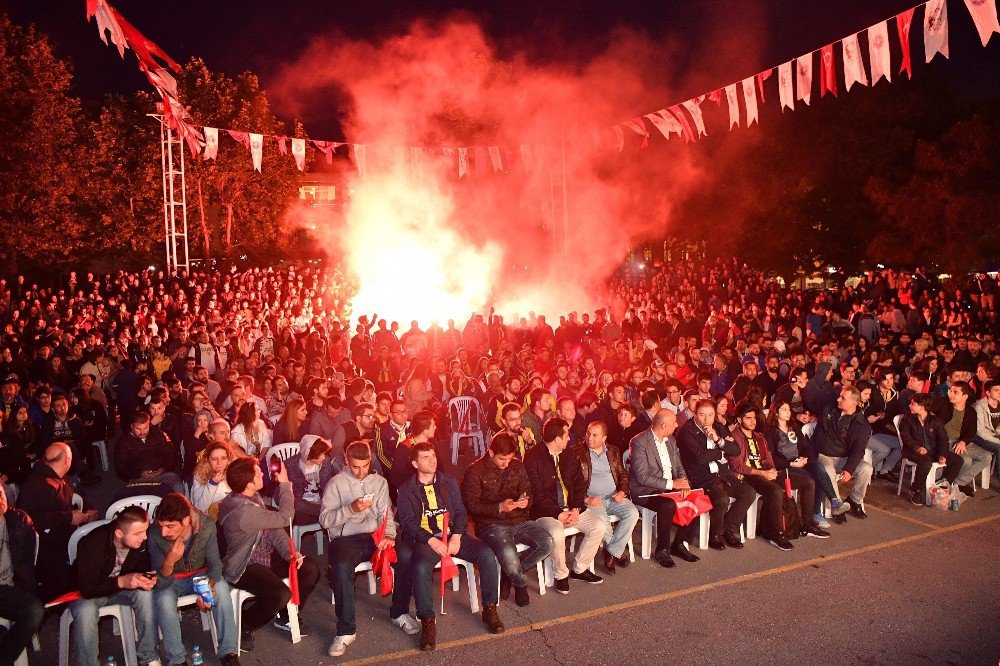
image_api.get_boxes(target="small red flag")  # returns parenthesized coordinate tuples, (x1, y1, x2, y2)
(820, 44, 838, 97)
(288, 527, 301, 606)
(784, 470, 794, 499)
(897, 8, 916, 78)
(370, 507, 397, 596)
(439, 512, 459, 607)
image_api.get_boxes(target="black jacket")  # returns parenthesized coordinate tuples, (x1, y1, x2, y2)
(866, 388, 902, 436)
(524, 443, 587, 519)
(461, 455, 532, 528)
(811, 408, 871, 475)
(396, 473, 467, 546)
(934, 401, 977, 445)
(74, 521, 151, 599)
(675, 419, 739, 489)
(36, 415, 87, 457)
(114, 429, 176, 482)
(898, 413, 950, 459)
(3, 509, 38, 594)
(18, 463, 74, 537)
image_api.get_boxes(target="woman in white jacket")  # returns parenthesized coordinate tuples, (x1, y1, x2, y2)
(231, 401, 272, 458)
(189, 440, 242, 519)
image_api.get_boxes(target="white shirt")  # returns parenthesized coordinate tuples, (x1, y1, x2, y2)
(652, 433, 675, 491)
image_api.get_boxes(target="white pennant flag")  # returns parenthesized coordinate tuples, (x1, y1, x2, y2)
(868, 22, 892, 84)
(964, 0, 1000, 46)
(203, 127, 218, 160)
(795, 54, 813, 105)
(611, 125, 624, 151)
(487, 146, 503, 172)
(645, 111, 684, 139)
(924, 0, 949, 62)
(741, 77, 758, 126)
(249, 133, 263, 172)
(777, 62, 795, 111)
(458, 147, 469, 177)
(681, 98, 708, 136)
(291, 138, 305, 171)
(518, 145, 532, 171)
(842, 34, 869, 91)
(353, 144, 367, 176)
(724, 84, 740, 129)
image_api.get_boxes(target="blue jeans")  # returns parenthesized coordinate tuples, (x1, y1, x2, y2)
(154, 577, 238, 662)
(329, 533, 415, 636)
(973, 435, 1000, 483)
(410, 535, 499, 619)
(588, 496, 640, 559)
(69, 590, 158, 666)
(867, 433, 902, 474)
(477, 521, 554, 588)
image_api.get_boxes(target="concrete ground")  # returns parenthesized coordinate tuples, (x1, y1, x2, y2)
(37, 454, 1000, 666)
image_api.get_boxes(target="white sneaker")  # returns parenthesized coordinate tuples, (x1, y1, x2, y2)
(328, 633, 356, 657)
(392, 613, 421, 635)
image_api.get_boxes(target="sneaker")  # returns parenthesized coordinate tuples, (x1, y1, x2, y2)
(830, 500, 851, 516)
(802, 524, 831, 538)
(514, 585, 529, 606)
(813, 514, 831, 529)
(273, 615, 307, 636)
(766, 535, 795, 551)
(239, 631, 255, 653)
(614, 554, 631, 568)
(569, 569, 604, 584)
(391, 613, 421, 635)
(722, 531, 744, 549)
(328, 634, 356, 657)
(910, 489, 925, 506)
(554, 576, 570, 594)
(499, 571, 512, 600)
(847, 501, 867, 519)
(220, 654, 241, 666)
(959, 484, 975, 498)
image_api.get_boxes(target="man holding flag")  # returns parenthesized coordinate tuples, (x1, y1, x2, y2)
(321, 441, 419, 658)
(397, 441, 504, 651)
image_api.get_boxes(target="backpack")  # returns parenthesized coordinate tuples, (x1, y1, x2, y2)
(779, 495, 802, 540)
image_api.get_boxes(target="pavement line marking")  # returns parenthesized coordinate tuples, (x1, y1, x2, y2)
(343, 512, 1000, 665)
(864, 503, 940, 529)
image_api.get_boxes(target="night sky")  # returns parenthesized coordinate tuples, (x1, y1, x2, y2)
(6, 0, 999, 138)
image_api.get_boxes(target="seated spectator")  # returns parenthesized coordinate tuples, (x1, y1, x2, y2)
(19, 442, 98, 601)
(973, 379, 1000, 488)
(374, 400, 409, 478)
(69, 506, 158, 666)
(396, 442, 503, 651)
(520, 388, 552, 446)
(114, 410, 183, 494)
(938, 381, 992, 497)
(149, 493, 240, 666)
(811, 385, 873, 520)
(286, 435, 338, 525)
(39, 392, 98, 485)
(0, 406, 37, 485)
(461, 432, 553, 607)
(190, 440, 241, 519)
(308, 395, 349, 441)
(389, 411, 434, 498)
(217, 458, 320, 649)
(231, 402, 272, 458)
(321, 441, 417, 658)
(864, 368, 904, 482)
(0, 485, 44, 665)
(181, 408, 213, 481)
(272, 398, 307, 446)
(524, 417, 606, 592)
(899, 393, 964, 505)
(577, 420, 639, 573)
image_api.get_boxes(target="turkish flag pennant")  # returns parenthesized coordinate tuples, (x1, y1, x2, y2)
(91, 0, 127, 58)
(924, 0, 949, 62)
(622, 118, 650, 147)
(518, 145, 532, 171)
(203, 127, 219, 161)
(796, 53, 813, 105)
(756, 69, 772, 103)
(474, 148, 489, 176)
(681, 97, 708, 137)
(291, 138, 306, 171)
(457, 147, 470, 177)
(723, 84, 740, 129)
(965, 0, 1000, 46)
(287, 522, 301, 606)
(439, 512, 459, 612)
(868, 21, 892, 85)
(611, 125, 625, 151)
(249, 133, 263, 172)
(312, 140, 336, 165)
(707, 89, 723, 105)
(666, 106, 697, 142)
(841, 33, 868, 91)
(820, 44, 838, 97)
(897, 8, 916, 77)
(777, 61, 794, 112)
(646, 110, 685, 139)
(487, 146, 503, 172)
(276, 136, 288, 155)
(227, 130, 250, 149)
(109, 5, 180, 73)
(740, 78, 758, 126)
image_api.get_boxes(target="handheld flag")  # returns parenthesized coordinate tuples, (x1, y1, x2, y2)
(288, 519, 301, 606)
(439, 511, 459, 613)
(370, 506, 398, 596)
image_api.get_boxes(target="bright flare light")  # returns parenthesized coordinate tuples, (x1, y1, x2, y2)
(344, 169, 503, 327)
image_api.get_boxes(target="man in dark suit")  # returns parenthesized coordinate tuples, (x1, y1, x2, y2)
(628, 411, 699, 568)
(676, 399, 756, 550)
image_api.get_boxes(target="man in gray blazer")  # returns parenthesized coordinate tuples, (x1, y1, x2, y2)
(628, 410, 699, 568)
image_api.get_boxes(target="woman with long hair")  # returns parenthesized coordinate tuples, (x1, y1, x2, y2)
(0, 406, 36, 484)
(272, 397, 307, 446)
(231, 401, 272, 458)
(190, 440, 241, 518)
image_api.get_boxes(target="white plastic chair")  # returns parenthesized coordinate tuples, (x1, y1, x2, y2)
(328, 561, 376, 606)
(893, 414, 942, 502)
(264, 443, 301, 469)
(92, 439, 110, 472)
(170, 594, 218, 654)
(71, 494, 84, 511)
(434, 557, 481, 613)
(288, 436, 325, 557)
(105, 495, 163, 520)
(447, 397, 486, 465)
(232, 577, 302, 655)
(59, 520, 139, 666)
(515, 543, 547, 596)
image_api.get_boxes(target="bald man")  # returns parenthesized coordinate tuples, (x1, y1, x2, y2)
(19, 443, 98, 601)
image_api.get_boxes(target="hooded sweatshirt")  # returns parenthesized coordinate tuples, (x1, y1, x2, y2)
(319, 466, 395, 540)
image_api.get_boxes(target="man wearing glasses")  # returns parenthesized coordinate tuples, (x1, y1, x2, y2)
(333, 403, 380, 474)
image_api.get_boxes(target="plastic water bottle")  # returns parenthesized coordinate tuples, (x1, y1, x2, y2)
(191, 645, 204, 666)
(104, 657, 117, 666)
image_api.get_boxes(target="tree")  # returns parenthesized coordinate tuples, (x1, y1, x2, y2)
(0, 15, 85, 273)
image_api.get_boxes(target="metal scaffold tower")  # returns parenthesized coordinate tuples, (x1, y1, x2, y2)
(152, 113, 190, 273)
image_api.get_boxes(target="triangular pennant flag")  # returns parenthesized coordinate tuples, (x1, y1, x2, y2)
(518, 145, 532, 171)
(707, 89, 723, 105)
(291, 138, 306, 171)
(227, 130, 250, 149)
(842, 33, 869, 91)
(820, 44, 838, 97)
(777, 61, 794, 111)
(924, 0, 949, 62)
(622, 118, 650, 147)
(312, 140, 336, 165)
(91, 1, 128, 58)
(487, 146, 503, 173)
(645, 110, 685, 138)
(724, 84, 740, 129)
(868, 21, 892, 85)
(965, 0, 1000, 46)
(276, 136, 288, 156)
(458, 147, 469, 177)
(611, 125, 625, 151)
(353, 144, 367, 176)
(249, 133, 263, 172)
(740, 77, 758, 126)
(756, 69, 773, 103)
(796, 53, 813, 105)
(681, 98, 708, 137)
(203, 127, 218, 161)
(897, 8, 916, 77)
(666, 106, 696, 143)
(474, 147, 489, 176)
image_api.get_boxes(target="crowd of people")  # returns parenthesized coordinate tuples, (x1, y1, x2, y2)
(0, 258, 997, 663)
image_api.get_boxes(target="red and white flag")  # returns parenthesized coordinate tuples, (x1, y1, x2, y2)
(487, 146, 503, 173)
(897, 8, 916, 77)
(622, 118, 650, 147)
(777, 61, 794, 111)
(312, 140, 336, 165)
(723, 84, 740, 129)
(276, 136, 288, 155)
(820, 44, 838, 97)
(249, 133, 263, 172)
(965, 0, 1000, 46)
(756, 69, 772, 103)
(681, 98, 708, 137)
(666, 106, 696, 143)
(645, 110, 685, 138)
(868, 21, 892, 85)
(741, 77, 758, 126)
(203, 127, 218, 161)
(924, 0, 949, 62)
(353, 144, 367, 176)
(611, 125, 624, 152)
(842, 33, 868, 91)
(457, 147, 469, 177)
(796, 53, 813, 105)
(291, 138, 305, 171)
